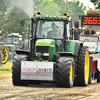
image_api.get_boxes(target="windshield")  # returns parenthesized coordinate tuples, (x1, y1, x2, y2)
(13, 37, 19, 44)
(36, 20, 64, 39)
(7, 36, 19, 44)
(7, 37, 12, 44)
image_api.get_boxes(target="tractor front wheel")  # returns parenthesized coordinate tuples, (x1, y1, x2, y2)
(56, 57, 75, 87)
(12, 54, 29, 86)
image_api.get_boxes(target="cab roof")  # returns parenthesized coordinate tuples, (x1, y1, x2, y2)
(34, 15, 72, 21)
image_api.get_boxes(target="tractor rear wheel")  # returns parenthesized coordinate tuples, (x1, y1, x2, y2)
(12, 54, 29, 86)
(77, 46, 89, 86)
(56, 57, 74, 87)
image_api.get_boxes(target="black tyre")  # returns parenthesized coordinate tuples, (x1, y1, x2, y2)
(73, 56, 78, 86)
(96, 72, 100, 82)
(56, 57, 75, 87)
(12, 54, 29, 86)
(0, 45, 9, 64)
(77, 46, 90, 86)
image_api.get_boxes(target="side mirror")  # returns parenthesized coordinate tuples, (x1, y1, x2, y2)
(20, 19, 25, 26)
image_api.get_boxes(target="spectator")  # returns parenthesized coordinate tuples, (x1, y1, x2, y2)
(73, 27, 81, 40)
(85, 25, 96, 35)
(84, 26, 88, 35)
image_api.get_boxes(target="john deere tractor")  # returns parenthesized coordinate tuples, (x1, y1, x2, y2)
(12, 13, 90, 87)
(6, 33, 23, 60)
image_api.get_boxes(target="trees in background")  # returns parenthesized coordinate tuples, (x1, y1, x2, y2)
(34, 0, 87, 20)
(90, 0, 100, 9)
(0, 0, 93, 40)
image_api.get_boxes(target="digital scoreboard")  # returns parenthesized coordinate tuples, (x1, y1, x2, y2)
(81, 15, 100, 26)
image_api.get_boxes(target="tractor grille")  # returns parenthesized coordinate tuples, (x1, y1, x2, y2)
(41, 56, 49, 60)
(7, 46, 11, 52)
(36, 46, 50, 53)
(36, 46, 50, 60)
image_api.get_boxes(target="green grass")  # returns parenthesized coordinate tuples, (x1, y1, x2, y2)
(0, 61, 12, 74)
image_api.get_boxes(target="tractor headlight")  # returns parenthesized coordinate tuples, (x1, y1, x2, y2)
(43, 53, 49, 56)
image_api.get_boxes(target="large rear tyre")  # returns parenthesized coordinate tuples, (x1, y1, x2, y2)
(77, 46, 89, 86)
(56, 57, 75, 87)
(0, 45, 9, 64)
(12, 54, 29, 86)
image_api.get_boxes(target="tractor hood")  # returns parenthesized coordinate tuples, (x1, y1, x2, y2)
(35, 39, 56, 61)
(5, 44, 16, 52)
(36, 39, 55, 46)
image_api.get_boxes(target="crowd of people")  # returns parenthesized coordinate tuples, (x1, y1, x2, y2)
(73, 25, 97, 40)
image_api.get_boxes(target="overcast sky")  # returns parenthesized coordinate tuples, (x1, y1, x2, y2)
(79, 0, 95, 9)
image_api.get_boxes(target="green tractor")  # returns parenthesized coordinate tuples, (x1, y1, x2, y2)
(6, 33, 23, 60)
(12, 13, 90, 87)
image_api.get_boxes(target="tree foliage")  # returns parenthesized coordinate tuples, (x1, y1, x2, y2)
(0, 0, 93, 40)
(44, 1, 61, 15)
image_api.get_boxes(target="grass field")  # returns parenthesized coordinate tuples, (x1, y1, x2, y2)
(0, 61, 12, 74)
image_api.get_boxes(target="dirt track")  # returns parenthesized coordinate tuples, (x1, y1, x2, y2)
(0, 74, 100, 100)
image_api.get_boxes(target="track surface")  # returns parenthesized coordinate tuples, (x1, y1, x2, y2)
(0, 74, 100, 100)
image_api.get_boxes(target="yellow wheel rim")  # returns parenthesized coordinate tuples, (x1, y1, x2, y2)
(70, 64, 73, 82)
(85, 51, 89, 84)
(1, 47, 8, 64)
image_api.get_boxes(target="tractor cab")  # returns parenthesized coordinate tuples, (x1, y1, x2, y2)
(30, 14, 73, 61)
(35, 19, 72, 58)
(6, 33, 23, 60)
(6, 33, 19, 50)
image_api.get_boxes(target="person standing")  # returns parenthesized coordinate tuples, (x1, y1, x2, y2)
(73, 27, 81, 40)
(85, 25, 96, 35)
